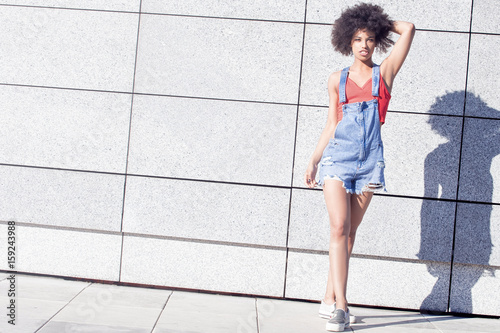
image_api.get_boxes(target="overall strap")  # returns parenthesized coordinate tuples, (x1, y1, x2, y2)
(371, 64, 380, 97)
(338, 66, 349, 104)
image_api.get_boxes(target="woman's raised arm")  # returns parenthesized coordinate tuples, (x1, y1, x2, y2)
(380, 21, 415, 91)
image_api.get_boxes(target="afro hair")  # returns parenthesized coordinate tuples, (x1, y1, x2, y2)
(331, 2, 394, 56)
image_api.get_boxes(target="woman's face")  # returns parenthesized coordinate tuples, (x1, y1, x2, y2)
(351, 29, 376, 60)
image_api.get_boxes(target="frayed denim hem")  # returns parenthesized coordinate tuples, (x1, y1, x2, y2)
(319, 175, 354, 194)
(359, 182, 388, 195)
(319, 176, 388, 195)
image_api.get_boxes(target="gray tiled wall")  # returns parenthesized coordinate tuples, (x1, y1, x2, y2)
(0, 0, 499, 316)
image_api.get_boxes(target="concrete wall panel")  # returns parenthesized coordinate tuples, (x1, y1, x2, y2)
(466, 34, 500, 118)
(134, 14, 303, 103)
(0, 6, 138, 91)
(471, 0, 500, 34)
(285, 251, 450, 312)
(458, 118, 500, 203)
(454, 203, 500, 266)
(121, 236, 286, 296)
(123, 176, 290, 247)
(0, 85, 131, 173)
(0, 224, 122, 280)
(0, 165, 125, 232)
(289, 189, 455, 262)
(128, 95, 296, 186)
(306, 0, 472, 31)
(142, 0, 306, 21)
(0, 1, 140, 11)
(450, 263, 500, 316)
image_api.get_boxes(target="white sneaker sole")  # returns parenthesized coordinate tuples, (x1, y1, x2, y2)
(326, 322, 350, 332)
(319, 311, 331, 319)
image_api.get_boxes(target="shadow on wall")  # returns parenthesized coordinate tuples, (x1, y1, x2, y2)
(418, 91, 498, 313)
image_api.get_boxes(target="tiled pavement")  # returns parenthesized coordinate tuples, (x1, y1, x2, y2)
(0, 272, 499, 333)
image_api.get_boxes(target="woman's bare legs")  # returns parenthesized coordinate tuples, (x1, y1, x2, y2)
(323, 180, 374, 310)
(322, 179, 351, 310)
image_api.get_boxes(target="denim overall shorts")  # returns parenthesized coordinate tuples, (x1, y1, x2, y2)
(318, 64, 386, 194)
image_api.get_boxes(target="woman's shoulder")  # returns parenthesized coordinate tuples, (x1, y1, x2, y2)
(328, 70, 342, 92)
(328, 69, 342, 81)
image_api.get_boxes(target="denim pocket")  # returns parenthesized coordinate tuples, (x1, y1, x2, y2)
(320, 156, 334, 166)
(328, 139, 340, 149)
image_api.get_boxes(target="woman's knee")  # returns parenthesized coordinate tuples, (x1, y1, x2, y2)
(348, 225, 359, 239)
(330, 220, 350, 239)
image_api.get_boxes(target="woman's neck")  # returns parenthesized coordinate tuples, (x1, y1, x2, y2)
(350, 58, 374, 71)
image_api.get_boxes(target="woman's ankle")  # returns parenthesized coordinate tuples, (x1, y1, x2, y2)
(335, 299, 348, 311)
(323, 297, 335, 305)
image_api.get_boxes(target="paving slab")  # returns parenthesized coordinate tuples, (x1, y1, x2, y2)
(0, 274, 89, 333)
(45, 283, 171, 330)
(154, 291, 257, 333)
(422, 313, 500, 332)
(257, 298, 327, 332)
(5, 273, 89, 302)
(348, 306, 436, 332)
(0, 297, 70, 333)
(67, 283, 172, 309)
(39, 321, 151, 333)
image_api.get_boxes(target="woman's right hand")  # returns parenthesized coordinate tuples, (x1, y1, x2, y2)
(302, 71, 339, 189)
(304, 163, 318, 188)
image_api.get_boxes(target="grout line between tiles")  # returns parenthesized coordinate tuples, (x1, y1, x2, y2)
(446, 0, 475, 312)
(2, 3, 500, 37)
(420, 312, 446, 333)
(3, 82, 500, 121)
(255, 298, 260, 333)
(283, 0, 308, 300)
(2, 163, 500, 206)
(33, 282, 93, 332)
(118, 0, 143, 284)
(0, 3, 139, 14)
(149, 290, 173, 333)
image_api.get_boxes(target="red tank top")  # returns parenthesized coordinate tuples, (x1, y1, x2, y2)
(337, 73, 391, 124)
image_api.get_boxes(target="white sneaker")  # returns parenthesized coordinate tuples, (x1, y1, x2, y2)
(319, 300, 336, 319)
(319, 301, 357, 324)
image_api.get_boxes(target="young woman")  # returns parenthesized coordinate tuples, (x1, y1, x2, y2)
(303, 3, 415, 332)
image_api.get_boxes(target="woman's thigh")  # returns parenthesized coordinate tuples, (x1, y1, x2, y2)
(323, 179, 351, 231)
(350, 191, 374, 234)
